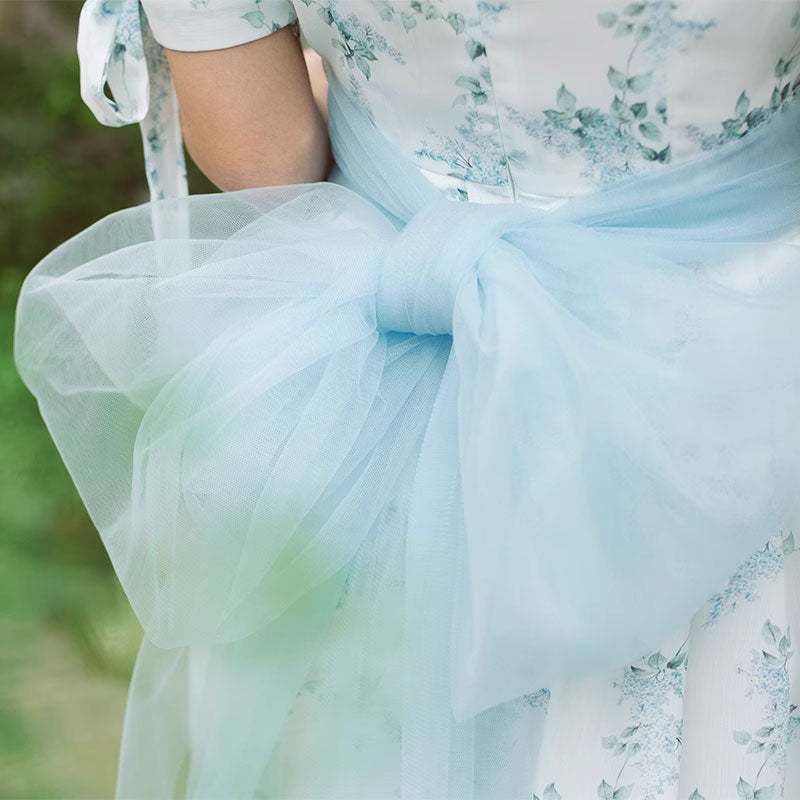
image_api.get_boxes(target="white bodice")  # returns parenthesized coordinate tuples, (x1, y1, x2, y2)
(136, 0, 800, 208)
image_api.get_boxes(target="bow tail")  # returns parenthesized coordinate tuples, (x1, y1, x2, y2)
(448, 223, 800, 719)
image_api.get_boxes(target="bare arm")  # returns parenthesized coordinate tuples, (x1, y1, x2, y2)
(164, 25, 331, 192)
(303, 46, 329, 124)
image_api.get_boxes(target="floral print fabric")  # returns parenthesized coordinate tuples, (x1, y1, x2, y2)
(79, 1, 800, 797)
(532, 530, 800, 800)
(138, 0, 800, 209)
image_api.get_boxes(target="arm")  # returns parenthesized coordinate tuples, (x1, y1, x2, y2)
(163, 25, 331, 192)
(303, 46, 329, 124)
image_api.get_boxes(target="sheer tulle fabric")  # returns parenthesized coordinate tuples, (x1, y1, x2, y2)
(14, 76, 800, 798)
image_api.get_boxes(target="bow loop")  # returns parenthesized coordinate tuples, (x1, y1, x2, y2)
(78, 0, 188, 203)
(376, 199, 536, 335)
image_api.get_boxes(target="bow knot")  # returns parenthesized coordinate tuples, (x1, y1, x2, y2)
(376, 198, 535, 335)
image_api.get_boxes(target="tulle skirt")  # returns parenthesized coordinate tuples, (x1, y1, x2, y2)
(13, 77, 800, 798)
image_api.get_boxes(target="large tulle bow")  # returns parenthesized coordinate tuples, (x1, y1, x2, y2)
(14, 66, 800, 797)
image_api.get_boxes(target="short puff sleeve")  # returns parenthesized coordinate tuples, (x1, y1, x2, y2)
(140, 0, 298, 52)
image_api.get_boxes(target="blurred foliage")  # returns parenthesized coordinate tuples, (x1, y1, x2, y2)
(0, 2, 210, 796)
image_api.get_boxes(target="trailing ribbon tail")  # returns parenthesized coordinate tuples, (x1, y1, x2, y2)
(78, 0, 187, 208)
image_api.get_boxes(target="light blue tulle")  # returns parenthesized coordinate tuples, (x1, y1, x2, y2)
(14, 72, 800, 799)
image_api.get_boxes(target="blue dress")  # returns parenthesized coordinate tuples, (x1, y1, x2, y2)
(14, 1, 800, 797)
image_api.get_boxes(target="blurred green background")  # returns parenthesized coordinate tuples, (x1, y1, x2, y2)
(0, 2, 213, 796)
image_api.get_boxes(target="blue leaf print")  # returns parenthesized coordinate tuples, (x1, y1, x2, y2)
(507, 0, 718, 185)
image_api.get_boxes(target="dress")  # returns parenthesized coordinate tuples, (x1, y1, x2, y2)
(14, 1, 800, 799)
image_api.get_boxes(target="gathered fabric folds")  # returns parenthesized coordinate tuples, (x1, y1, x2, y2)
(14, 66, 800, 797)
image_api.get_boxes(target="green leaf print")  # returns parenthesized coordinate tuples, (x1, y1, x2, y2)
(598, 780, 614, 799)
(627, 71, 653, 91)
(400, 11, 416, 32)
(746, 104, 769, 127)
(734, 730, 752, 745)
(666, 650, 687, 669)
(241, 10, 266, 27)
(762, 619, 781, 647)
(762, 649, 781, 665)
(611, 96, 635, 122)
(455, 76, 482, 93)
(737, 778, 755, 799)
(647, 652, 668, 669)
(576, 106, 601, 124)
(608, 65, 627, 89)
(735, 90, 751, 118)
(776, 54, 799, 77)
(598, 11, 617, 27)
(688, 791, 706, 800)
(355, 55, 371, 79)
(418, 1, 440, 21)
(447, 11, 466, 34)
(557, 84, 577, 113)
(454, 75, 489, 105)
(624, 2, 645, 14)
(638, 121, 661, 140)
(602, 735, 617, 749)
(641, 143, 668, 162)
(736, 780, 774, 800)
(465, 40, 486, 60)
(543, 109, 573, 126)
(372, 0, 394, 22)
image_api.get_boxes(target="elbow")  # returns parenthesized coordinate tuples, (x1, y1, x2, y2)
(183, 115, 333, 192)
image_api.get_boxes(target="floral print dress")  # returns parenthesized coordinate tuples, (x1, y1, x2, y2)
(80, 1, 800, 797)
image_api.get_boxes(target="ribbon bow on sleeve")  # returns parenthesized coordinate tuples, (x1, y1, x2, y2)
(78, 0, 186, 200)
